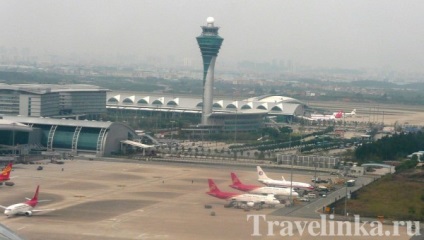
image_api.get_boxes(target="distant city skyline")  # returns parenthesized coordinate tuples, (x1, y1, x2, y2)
(1, 1, 424, 74)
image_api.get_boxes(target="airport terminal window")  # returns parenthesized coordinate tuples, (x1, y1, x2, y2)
(107, 98, 119, 104)
(167, 101, 177, 106)
(37, 125, 53, 147)
(137, 99, 148, 105)
(152, 100, 163, 105)
(0, 130, 29, 145)
(271, 106, 282, 111)
(123, 98, 134, 104)
(77, 128, 101, 150)
(52, 126, 76, 149)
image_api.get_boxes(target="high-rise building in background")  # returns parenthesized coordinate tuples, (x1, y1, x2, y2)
(196, 17, 224, 126)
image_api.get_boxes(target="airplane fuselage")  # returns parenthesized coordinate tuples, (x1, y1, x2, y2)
(232, 194, 280, 205)
(249, 186, 299, 197)
(4, 203, 33, 217)
(259, 179, 314, 190)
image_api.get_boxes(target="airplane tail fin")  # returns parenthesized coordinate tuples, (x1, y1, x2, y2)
(0, 163, 12, 180)
(230, 172, 242, 185)
(25, 185, 40, 207)
(335, 111, 343, 118)
(257, 166, 269, 180)
(281, 176, 286, 181)
(207, 179, 221, 193)
(351, 109, 356, 115)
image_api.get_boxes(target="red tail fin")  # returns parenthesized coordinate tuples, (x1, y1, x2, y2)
(0, 163, 12, 180)
(208, 179, 220, 193)
(31, 185, 40, 202)
(25, 185, 40, 207)
(230, 172, 242, 185)
(335, 111, 343, 118)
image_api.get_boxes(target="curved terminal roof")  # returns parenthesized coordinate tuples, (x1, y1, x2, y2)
(0, 119, 32, 131)
(2, 116, 114, 128)
(245, 95, 306, 105)
(106, 92, 305, 116)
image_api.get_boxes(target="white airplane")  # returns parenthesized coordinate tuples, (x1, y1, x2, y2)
(206, 179, 281, 207)
(306, 111, 343, 121)
(0, 185, 54, 217)
(229, 172, 299, 199)
(256, 166, 314, 190)
(332, 109, 356, 118)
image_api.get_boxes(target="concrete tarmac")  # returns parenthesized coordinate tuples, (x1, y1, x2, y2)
(0, 160, 417, 240)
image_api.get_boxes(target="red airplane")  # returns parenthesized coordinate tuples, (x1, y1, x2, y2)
(0, 163, 13, 186)
(0, 185, 54, 217)
(206, 179, 280, 207)
(229, 172, 298, 198)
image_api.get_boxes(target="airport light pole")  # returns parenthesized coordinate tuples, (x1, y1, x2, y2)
(234, 108, 238, 144)
(170, 121, 176, 142)
(12, 123, 16, 157)
(344, 182, 349, 217)
(289, 132, 293, 206)
(314, 160, 318, 188)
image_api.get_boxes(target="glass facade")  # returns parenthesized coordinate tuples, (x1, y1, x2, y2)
(52, 126, 75, 149)
(35, 125, 101, 151)
(0, 130, 29, 145)
(77, 128, 101, 150)
(0, 90, 20, 115)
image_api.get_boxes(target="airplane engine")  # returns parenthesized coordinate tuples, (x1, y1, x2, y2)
(25, 211, 33, 217)
(247, 202, 255, 207)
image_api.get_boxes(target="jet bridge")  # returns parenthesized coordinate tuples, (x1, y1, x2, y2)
(120, 140, 156, 156)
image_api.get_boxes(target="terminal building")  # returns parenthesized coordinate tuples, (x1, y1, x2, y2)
(106, 93, 305, 132)
(0, 84, 109, 118)
(0, 116, 155, 159)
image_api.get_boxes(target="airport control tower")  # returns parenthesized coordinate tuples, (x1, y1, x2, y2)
(196, 17, 224, 126)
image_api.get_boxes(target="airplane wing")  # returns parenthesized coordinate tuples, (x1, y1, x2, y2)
(31, 208, 56, 212)
(25, 199, 50, 202)
(0, 205, 7, 209)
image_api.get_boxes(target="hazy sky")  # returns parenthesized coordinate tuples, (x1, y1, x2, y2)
(1, 0, 424, 72)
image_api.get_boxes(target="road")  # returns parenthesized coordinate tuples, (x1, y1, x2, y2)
(270, 175, 377, 219)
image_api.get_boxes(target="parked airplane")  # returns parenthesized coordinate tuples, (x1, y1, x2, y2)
(335, 109, 356, 117)
(229, 172, 299, 199)
(206, 179, 280, 207)
(307, 111, 343, 121)
(0, 185, 54, 217)
(0, 163, 13, 186)
(256, 166, 314, 190)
